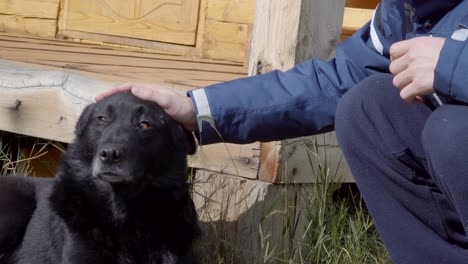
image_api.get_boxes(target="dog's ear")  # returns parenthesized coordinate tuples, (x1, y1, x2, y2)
(172, 124, 197, 155)
(75, 103, 95, 137)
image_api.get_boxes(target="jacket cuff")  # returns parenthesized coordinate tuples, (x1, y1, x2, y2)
(434, 37, 467, 101)
(187, 89, 223, 145)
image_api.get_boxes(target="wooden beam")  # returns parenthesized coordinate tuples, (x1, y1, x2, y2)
(345, 0, 379, 9)
(0, 60, 104, 143)
(342, 7, 374, 36)
(248, 0, 351, 183)
(0, 33, 246, 90)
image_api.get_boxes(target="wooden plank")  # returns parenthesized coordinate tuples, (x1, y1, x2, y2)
(206, 0, 256, 24)
(346, 0, 379, 9)
(57, 29, 202, 57)
(0, 0, 60, 19)
(248, 0, 349, 183)
(0, 60, 103, 143)
(189, 143, 260, 179)
(0, 33, 244, 66)
(0, 33, 247, 90)
(342, 7, 374, 35)
(202, 20, 251, 62)
(0, 50, 244, 89)
(0, 0, 59, 38)
(61, 0, 200, 45)
(0, 15, 56, 38)
(200, 0, 255, 62)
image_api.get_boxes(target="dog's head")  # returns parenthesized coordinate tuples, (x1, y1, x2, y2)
(68, 92, 196, 188)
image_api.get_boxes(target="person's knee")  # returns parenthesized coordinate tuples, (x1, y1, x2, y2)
(335, 73, 394, 146)
(422, 105, 468, 164)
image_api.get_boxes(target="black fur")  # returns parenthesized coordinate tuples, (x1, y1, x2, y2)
(0, 92, 200, 264)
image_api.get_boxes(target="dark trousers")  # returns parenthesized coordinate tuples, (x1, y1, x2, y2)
(335, 73, 468, 263)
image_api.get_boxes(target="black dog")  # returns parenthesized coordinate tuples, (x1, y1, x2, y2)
(0, 92, 200, 263)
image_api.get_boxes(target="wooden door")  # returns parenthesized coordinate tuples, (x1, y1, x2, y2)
(61, 0, 200, 45)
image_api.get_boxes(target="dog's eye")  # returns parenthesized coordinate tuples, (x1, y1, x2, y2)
(97, 116, 107, 123)
(139, 121, 152, 129)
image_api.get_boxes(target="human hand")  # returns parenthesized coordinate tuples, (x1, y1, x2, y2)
(95, 83, 197, 131)
(389, 36, 445, 103)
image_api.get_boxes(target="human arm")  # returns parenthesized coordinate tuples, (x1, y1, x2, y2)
(190, 24, 390, 145)
(97, 23, 390, 145)
(433, 33, 468, 104)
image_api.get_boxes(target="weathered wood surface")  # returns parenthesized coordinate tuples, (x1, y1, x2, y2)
(248, 0, 352, 183)
(58, 0, 255, 63)
(61, 0, 200, 45)
(342, 7, 374, 38)
(0, 0, 255, 63)
(0, 60, 103, 143)
(193, 170, 308, 262)
(202, 0, 256, 63)
(0, 0, 59, 37)
(0, 33, 247, 90)
(0, 58, 259, 179)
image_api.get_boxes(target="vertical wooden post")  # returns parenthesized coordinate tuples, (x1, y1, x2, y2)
(248, 0, 347, 183)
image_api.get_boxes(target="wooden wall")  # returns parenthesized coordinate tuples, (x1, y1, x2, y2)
(203, 0, 256, 62)
(0, 0, 60, 38)
(0, 0, 377, 63)
(0, 0, 256, 64)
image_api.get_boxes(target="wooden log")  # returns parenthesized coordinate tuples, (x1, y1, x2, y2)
(0, 60, 104, 143)
(248, 0, 351, 183)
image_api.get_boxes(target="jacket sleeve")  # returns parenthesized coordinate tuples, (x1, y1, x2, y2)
(188, 22, 390, 145)
(434, 34, 468, 104)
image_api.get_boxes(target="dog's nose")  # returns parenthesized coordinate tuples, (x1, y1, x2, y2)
(99, 148, 121, 163)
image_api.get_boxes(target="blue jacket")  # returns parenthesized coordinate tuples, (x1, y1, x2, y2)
(188, 0, 468, 145)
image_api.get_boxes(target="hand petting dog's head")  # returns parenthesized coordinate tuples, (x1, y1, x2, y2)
(69, 92, 196, 190)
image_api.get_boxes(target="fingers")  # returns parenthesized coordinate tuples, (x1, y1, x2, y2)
(389, 39, 411, 61)
(95, 83, 133, 101)
(392, 67, 412, 90)
(389, 54, 408, 75)
(399, 83, 426, 104)
(131, 85, 160, 102)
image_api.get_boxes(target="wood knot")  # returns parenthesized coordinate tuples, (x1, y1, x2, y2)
(239, 157, 251, 164)
(256, 61, 263, 75)
(14, 99, 22, 111)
